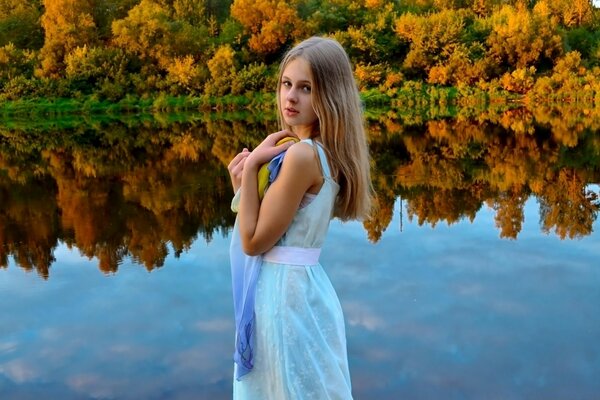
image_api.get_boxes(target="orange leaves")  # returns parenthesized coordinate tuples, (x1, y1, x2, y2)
(230, 0, 303, 54)
(499, 66, 536, 94)
(354, 63, 385, 90)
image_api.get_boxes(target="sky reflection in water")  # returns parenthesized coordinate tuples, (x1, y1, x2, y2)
(1, 196, 599, 399)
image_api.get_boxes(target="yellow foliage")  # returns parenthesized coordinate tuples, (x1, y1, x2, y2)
(536, 0, 593, 27)
(364, 0, 384, 8)
(346, 26, 377, 53)
(167, 55, 202, 89)
(231, 0, 302, 54)
(428, 65, 451, 85)
(0, 43, 14, 64)
(168, 131, 203, 161)
(38, 0, 97, 77)
(111, 0, 171, 61)
(499, 66, 536, 94)
(487, 4, 562, 68)
(354, 62, 385, 90)
(395, 9, 467, 71)
(205, 45, 236, 96)
(383, 71, 404, 89)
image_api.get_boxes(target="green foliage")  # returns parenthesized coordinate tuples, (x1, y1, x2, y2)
(565, 27, 600, 64)
(0, 76, 39, 101)
(0, 44, 36, 81)
(92, 0, 140, 41)
(0, 0, 44, 49)
(231, 62, 269, 95)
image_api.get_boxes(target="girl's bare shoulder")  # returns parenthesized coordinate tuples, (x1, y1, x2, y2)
(282, 141, 319, 168)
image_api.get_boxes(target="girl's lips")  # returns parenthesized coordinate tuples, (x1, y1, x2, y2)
(284, 108, 299, 116)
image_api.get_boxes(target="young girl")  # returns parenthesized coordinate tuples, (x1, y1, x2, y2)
(227, 36, 371, 399)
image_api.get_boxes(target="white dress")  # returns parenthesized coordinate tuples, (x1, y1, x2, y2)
(233, 139, 353, 399)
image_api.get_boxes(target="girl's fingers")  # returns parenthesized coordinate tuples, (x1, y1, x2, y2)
(232, 157, 247, 175)
(228, 149, 250, 170)
(268, 130, 297, 143)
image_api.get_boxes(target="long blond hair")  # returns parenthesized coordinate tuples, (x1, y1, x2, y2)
(276, 36, 372, 220)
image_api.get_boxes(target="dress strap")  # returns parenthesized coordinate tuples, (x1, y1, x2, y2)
(301, 138, 333, 179)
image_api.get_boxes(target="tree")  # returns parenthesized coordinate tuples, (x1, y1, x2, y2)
(112, 0, 210, 69)
(395, 9, 470, 75)
(205, 45, 237, 96)
(486, 4, 563, 70)
(538, 0, 594, 28)
(38, 0, 98, 77)
(230, 0, 304, 55)
(0, 43, 36, 82)
(491, 189, 526, 239)
(0, 0, 44, 49)
(538, 169, 599, 239)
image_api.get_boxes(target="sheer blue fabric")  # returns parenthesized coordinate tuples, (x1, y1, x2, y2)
(229, 147, 292, 380)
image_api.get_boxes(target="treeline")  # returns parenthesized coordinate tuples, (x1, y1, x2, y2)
(1, 0, 600, 106)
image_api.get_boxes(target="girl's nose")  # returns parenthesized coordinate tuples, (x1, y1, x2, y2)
(286, 87, 297, 103)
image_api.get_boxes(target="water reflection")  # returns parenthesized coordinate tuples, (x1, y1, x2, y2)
(0, 107, 599, 277)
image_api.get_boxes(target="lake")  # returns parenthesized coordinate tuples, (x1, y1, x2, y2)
(1, 106, 599, 399)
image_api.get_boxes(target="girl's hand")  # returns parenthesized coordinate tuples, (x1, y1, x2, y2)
(228, 148, 250, 193)
(245, 130, 298, 168)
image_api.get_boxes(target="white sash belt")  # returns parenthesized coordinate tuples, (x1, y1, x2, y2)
(263, 246, 321, 266)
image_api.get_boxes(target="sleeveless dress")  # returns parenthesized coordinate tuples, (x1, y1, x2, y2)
(233, 139, 353, 399)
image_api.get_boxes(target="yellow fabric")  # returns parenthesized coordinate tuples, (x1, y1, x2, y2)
(257, 136, 299, 200)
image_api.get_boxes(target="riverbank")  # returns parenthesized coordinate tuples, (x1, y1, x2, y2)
(0, 83, 524, 118)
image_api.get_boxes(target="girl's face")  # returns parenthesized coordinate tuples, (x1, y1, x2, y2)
(280, 57, 318, 138)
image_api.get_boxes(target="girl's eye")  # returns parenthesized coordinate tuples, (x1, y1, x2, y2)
(302, 86, 312, 93)
(282, 80, 292, 87)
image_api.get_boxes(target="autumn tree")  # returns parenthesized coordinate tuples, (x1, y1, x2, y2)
(538, 0, 594, 28)
(433, 0, 471, 9)
(490, 188, 527, 239)
(112, 0, 209, 69)
(0, 165, 60, 278)
(205, 44, 237, 96)
(231, 0, 304, 55)
(363, 189, 396, 242)
(38, 0, 98, 77)
(538, 169, 599, 239)
(395, 9, 471, 76)
(486, 4, 563, 71)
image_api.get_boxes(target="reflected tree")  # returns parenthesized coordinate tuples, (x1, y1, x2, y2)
(1, 108, 600, 277)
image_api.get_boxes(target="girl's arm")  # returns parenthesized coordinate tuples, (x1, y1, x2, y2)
(239, 133, 320, 256)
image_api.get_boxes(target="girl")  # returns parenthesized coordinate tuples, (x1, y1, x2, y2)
(227, 36, 371, 399)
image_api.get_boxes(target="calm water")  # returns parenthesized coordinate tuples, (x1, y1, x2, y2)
(1, 108, 599, 399)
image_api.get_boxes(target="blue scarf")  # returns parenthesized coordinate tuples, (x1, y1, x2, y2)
(230, 151, 288, 380)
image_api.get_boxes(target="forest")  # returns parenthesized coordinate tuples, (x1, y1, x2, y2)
(1, 0, 600, 109)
